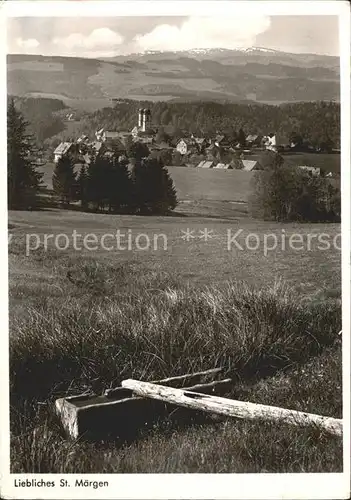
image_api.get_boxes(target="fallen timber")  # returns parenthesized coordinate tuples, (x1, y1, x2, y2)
(55, 368, 231, 440)
(122, 379, 343, 437)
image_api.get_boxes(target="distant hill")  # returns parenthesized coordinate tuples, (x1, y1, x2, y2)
(7, 48, 340, 108)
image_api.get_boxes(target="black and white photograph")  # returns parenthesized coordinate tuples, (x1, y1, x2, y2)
(1, 1, 350, 498)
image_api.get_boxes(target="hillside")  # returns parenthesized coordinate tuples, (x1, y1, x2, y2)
(7, 48, 340, 108)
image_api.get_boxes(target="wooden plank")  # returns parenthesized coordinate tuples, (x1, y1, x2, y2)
(104, 367, 224, 398)
(122, 379, 343, 437)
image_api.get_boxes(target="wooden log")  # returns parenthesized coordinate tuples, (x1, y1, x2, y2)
(122, 379, 343, 437)
(104, 367, 224, 398)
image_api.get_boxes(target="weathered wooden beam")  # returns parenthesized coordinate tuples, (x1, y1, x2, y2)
(55, 376, 231, 439)
(122, 380, 343, 437)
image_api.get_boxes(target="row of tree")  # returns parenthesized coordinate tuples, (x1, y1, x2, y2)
(52, 153, 177, 215)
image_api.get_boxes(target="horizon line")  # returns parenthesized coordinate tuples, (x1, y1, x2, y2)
(6, 46, 339, 59)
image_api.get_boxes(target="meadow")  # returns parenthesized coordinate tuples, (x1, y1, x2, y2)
(38, 155, 340, 200)
(8, 200, 342, 473)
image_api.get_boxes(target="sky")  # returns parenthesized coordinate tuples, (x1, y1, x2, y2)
(7, 15, 339, 58)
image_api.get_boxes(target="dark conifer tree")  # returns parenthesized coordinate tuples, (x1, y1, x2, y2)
(127, 141, 150, 162)
(76, 164, 88, 209)
(7, 98, 43, 209)
(86, 156, 110, 211)
(238, 128, 246, 147)
(108, 157, 133, 212)
(133, 157, 177, 214)
(52, 154, 76, 205)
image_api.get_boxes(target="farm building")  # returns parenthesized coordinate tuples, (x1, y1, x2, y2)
(214, 135, 230, 147)
(177, 138, 198, 155)
(214, 163, 232, 169)
(298, 165, 321, 176)
(263, 134, 277, 151)
(53, 142, 73, 163)
(103, 131, 120, 142)
(241, 160, 261, 171)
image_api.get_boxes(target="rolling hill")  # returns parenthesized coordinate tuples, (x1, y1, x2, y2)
(7, 47, 339, 109)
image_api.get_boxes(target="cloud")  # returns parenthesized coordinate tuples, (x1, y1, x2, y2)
(134, 16, 271, 52)
(16, 37, 40, 51)
(52, 27, 124, 55)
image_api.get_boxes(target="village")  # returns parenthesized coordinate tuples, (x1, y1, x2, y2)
(53, 108, 332, 177)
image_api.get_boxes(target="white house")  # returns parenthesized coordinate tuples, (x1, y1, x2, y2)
(53, 142, 73, 163)
(263, 134, 277, 151)
(176, 138, 198, 155)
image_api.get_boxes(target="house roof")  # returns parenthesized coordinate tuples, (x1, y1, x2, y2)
(104, 131, 121, 139)
(215, 135, 225, 143)
(242, 159, 258, 171)
(54, 142, 72, 155)
(246, 134, 259, 142)
(201, 161, 214, 169)
(197, 160, 206, 168)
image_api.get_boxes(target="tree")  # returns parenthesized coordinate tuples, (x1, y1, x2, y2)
(107, 158, 133, 212)
(249, 162, 340, 222)
(238, 128, 246, 147)
(76, 164, 88, 209)
(127, 141, 150, 162)
(155, 127, 170, 144)
(132, 158, 177, 214)
(7, 99, 43, 209)
(258, 149, 284, 170)
(86, 156, 110, 211)
(85, 155, 133, 213)
(52, 155, 76, 205)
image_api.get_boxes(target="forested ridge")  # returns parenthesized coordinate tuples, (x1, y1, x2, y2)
(85, 100, 340, 145)
(12, 96, 67, 144)
(11, 96, 340, 150)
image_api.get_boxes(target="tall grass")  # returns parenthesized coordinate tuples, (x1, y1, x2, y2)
(10, 263, 340, 401)
(9, 257, 342, 473)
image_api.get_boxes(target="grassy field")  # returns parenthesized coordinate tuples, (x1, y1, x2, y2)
(39, 163, 254, 201)
(8, 203, 342, 473)
(282, 152, 340, 174)
(39, 154, 340, 202)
